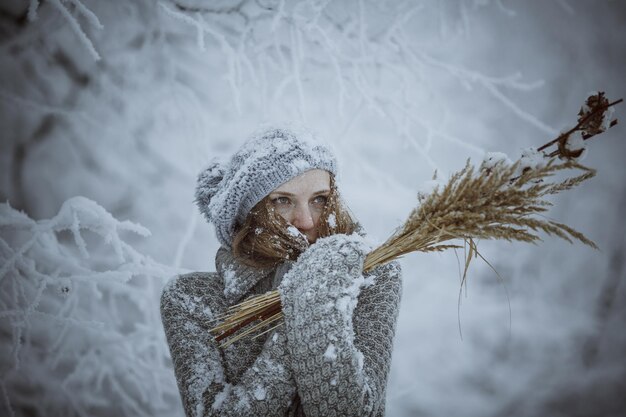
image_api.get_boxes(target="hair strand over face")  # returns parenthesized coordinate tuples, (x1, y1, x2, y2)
(232, 175, 356, 268)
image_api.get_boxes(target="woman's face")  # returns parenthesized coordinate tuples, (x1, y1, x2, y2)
(268, 169, 331, 243)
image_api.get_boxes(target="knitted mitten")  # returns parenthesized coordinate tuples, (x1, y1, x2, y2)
(279, 233, 401, 417)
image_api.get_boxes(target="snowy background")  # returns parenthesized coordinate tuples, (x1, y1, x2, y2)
(1, 0, 625, 416)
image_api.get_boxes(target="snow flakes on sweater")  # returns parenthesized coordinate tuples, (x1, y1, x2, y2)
(211, 384, 231, 411)
(324, 343, 338, 362)
(253, 385, 267, 401)
(161, 263, 297, 416)
(221, 266, 237, 299)
(161, 233, 401, 417)
(216, 248, 274, 303)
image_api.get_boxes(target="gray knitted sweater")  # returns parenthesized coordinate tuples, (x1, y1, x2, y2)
(160, 234, 402, 416)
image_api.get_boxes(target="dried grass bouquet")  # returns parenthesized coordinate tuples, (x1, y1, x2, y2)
(212, 92, 622, 347)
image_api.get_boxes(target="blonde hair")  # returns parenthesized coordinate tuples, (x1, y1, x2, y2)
(232, 175, 356, 268)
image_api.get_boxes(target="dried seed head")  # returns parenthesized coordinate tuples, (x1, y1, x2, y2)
(578, 91, 610, 137)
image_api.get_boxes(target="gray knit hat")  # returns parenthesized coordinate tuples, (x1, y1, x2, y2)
(195, 125, 338, 248)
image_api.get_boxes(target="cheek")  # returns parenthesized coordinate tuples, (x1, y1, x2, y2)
(274, 206, 293, 223)
(310, 210, 323, 227)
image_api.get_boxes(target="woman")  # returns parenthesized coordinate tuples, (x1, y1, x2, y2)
(160, 126, 402, 416)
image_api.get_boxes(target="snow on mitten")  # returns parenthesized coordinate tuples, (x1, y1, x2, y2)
(279, 233, 369, 301)
(278, 233, 376, 416)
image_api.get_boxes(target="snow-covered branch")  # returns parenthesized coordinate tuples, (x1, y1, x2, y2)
(0, 197, 181, 416)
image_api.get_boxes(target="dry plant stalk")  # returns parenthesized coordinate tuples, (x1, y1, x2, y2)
(212, 92, 622, 348)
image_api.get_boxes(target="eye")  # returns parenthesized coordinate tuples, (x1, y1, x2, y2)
(271, 196, 292, 206)
(311, 195, 328, 206)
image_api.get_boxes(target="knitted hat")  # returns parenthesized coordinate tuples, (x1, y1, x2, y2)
(196, 125, 338, 248)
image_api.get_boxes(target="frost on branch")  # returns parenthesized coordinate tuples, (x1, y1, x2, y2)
(0, 197, 182, 417)
(578, 91, 616, 137)
(157, 0, 545, 168)
(42, 0, 103, 60)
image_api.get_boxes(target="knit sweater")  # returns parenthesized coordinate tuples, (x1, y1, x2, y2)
(160, 234, 402, 416)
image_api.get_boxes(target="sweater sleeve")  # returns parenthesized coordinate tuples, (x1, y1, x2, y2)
(160, 273, 296, 417)
(279, 235, 402, 417)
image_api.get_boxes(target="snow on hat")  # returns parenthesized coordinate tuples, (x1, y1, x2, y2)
(195, 125, 337, 248)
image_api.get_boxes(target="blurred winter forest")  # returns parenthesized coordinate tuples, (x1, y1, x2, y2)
(1, 0, 625, 416)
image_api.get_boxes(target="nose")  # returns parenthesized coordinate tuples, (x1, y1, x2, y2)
(291, 204, 314, 231)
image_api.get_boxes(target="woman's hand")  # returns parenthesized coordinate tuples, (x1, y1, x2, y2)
(278, 233, 370, 299)
(276, 232, 402, 416)
(278, 233, 386, 416)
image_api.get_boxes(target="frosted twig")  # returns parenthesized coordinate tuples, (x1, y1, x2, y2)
(376, 3, 424, 42)
(173, 206, 198, 269)
(460, 0, 470, 36)
(61, 383, 90, 417)
(237, 25, 260, 90)
(49, 320, 71, 365)
(48, 0, 101, 61)
(350, 65, 386, 118)
(271, 26, 289, 73)
(401, 131, 439, 172)
(357, 0, 367, 57)
(109, 371, 148, 417)
(1, 197, 179, 414)
(0, 236, 37, 284)
(68, 0, 104, 29)
(336, 98, 365, 141)
(0, 90, 85, 120)
(195, 12, 206, 50)
(23, 273, 48, 318)
(403, 46, 555, 135)
(27, 0, 39, 21)
(495, 0, 517, 17)
(481, 82, 557, 136)
(384, 94, 486, 156)
(407, 46, 544, 90)
(290, 24, 307, 120)
(271, 0, 286, 32)
(334, 141, 415, 198)
(0, 380, 15, 417)
(556, 0, 575, 14)
(1, 305, 106, 329)
(311, 24, 347, 116)
(71, 211, 89, 259)
(159, 2, 242, 112)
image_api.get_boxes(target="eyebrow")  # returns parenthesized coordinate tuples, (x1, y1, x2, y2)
(269, 189, 330, 197)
